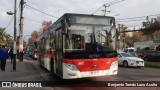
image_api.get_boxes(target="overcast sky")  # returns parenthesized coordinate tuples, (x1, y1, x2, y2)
(0, 0, 160, 41)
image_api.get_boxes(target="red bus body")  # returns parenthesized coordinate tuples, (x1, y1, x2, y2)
(38, 13, 118, 79)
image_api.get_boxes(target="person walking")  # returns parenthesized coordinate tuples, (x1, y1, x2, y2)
(0, 45, 9, 71)
(9, 47, 14, 64)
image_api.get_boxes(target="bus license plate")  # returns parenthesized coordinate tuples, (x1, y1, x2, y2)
(91, 71, 99, 74)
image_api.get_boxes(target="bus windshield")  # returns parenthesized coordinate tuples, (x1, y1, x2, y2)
(64, 25, 116, 52)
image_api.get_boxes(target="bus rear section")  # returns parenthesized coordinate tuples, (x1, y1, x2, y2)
(38, 13, 118, 79)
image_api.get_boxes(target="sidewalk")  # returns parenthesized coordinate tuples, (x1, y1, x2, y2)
(0, 59, 43, 81)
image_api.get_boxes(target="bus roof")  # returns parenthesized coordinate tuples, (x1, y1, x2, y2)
(63, 13, 115, 18)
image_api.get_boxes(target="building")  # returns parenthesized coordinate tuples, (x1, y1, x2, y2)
(134, 40, 160, 51)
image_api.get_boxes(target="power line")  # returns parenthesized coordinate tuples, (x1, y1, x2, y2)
(24, 17, 42, 23)
(92, 0, 125, 15)
(25, 4, 58, 18)
(127, 24, 142, 27)
(5, 20, 20, 34)
(116, 14, 160, 21)
(107, 0, 125, 6)
(3, 4, 21, 33)
(4, 16, 14, 31)
(116, 18, 146, 22)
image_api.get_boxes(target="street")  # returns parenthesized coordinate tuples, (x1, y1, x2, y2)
(1, 0, 160, 90)
(117, 66, 160, 81)
(24, 54, 160, 81)
(0, 54, 159, 90)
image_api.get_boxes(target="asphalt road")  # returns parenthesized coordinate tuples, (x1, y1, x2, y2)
(116, 66, 160, 81)
(24, 54, 160, 82)
(1, 54, 158, 90)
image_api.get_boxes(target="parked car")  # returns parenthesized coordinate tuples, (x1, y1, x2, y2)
(144, 51, 160, 62)
(138, 50, 154, 59)
(118, 52, 144, 67)
(123, 47, 135, 52)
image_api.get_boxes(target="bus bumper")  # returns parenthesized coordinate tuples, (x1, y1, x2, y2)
(62, 61, 118, 79)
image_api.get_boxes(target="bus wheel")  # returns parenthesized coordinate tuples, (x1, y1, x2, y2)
(39, 57, 42, 67)
(123, 61, 128, 68)
(50, 58, 54, 73)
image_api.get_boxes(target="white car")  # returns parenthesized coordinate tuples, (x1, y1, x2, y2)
(118, 52, 144, 67)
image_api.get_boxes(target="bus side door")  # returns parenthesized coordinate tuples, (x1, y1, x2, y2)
(55, 29, 63, 77)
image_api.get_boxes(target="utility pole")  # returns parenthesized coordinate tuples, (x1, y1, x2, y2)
(117, 24, 121, 50)
(121, 24, 127, 49)
(101, 4, 110, 16)
(13, 0, 17, 70)
(19, 0, 24, 61)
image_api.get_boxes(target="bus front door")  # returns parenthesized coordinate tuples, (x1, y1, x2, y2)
(55, 29, 63, 77)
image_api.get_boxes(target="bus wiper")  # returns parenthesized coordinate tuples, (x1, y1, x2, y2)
(92, 26, 96, 44)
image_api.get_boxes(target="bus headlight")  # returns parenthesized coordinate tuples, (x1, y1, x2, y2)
(65, 63, 79, 71)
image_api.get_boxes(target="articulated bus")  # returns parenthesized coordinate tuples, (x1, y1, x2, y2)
(38, 13, 118, 79)
(28, 43, 38, 59)
(28, 44, 34, 57)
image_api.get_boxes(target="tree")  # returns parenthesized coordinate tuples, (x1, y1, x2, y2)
(153, 31, 160, 40)
(0, 27, 5, 45)
(41, 20, 52, 32)
(28, 37, 34, 44)
(31, 31, 38, 39)
(141, 16, 160, 40)
(0, 27, 13, 46)
(28, 30, 38, 44)
(27, 21, 52, 44)
(125, 35, 133, 47)
(132, 32, 147, 42)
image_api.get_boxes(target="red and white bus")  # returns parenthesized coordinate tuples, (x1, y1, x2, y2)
(38, 13, 118, 79)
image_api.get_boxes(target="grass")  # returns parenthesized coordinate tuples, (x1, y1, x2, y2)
(145, 61, 160, 68)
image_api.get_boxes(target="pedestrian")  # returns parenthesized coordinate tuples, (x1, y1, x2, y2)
(0, 45, 9, 71)
(9, 47, 14, 64)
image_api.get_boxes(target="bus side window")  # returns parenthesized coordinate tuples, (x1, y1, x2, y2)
(50, 33, 55, 54)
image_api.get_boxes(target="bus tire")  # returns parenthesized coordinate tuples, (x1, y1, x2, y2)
(38, 56, 42, 67)
(50, 58, 54, 73)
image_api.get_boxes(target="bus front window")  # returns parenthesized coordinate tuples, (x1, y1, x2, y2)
(65, 25, 116, 51)
(65, 29, 87, 50)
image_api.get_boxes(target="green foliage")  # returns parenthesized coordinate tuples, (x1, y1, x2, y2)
(0, 27, 13, 46)
(125, 35, 133, 47)
(145, 61, 160, 68)
(141, 16, 160, 40)
(142, 21, 160, 34)
(132, 32, 147, 42)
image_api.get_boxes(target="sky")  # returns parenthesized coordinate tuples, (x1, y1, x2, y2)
(0, 0, 160, 41)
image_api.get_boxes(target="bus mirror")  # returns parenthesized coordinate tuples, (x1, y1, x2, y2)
(61, 20, 65, 32)
(61, 19, 68, 35)
(110, 19, 115, 26)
